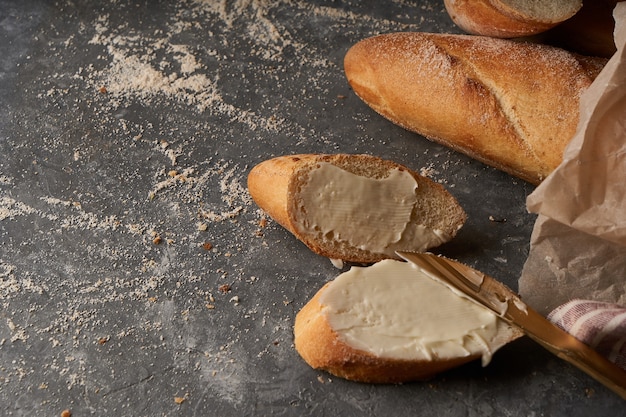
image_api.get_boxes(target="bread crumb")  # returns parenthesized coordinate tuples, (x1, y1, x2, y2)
(202, 242, 213, 251)
(420, 164, 438, 178)
(218, 284, 230, 293)
(174, 396, 186, 404)
(316, 375, 332, 384)
(60, 410, 71, 417)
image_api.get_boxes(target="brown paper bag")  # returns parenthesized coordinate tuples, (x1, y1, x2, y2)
(519, 3, 626, 315)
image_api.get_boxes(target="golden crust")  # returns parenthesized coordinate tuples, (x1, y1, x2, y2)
(344, 33, 607, 184)
(247, 154, 466, 263)
(247, 154, 304, 237)
(294, 284, 485, 383)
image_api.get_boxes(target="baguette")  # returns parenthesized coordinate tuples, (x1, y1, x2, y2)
(444, 0, 582, 38)
(344, 33, 608, 184)
(247, 154, 466, 264)
(294, 259, 523, 383)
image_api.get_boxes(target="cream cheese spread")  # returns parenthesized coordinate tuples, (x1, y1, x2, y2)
(294, 163, 449, 256)
(319, 259, 501, 364)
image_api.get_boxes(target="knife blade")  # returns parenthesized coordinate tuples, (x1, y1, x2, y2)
(397, 251, 626, 400)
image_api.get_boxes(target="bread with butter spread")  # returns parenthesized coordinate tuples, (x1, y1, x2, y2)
(344, 33, 607, 184)
(294, 259, 523, 383)
(247, 154, 466, 264)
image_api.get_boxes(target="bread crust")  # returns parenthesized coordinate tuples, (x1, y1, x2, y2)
(247, 154, 466, 263)
(444, 0, 582, 38)
(294, 284, 481, 383)
(247, 154, 302, 237)
(344, 33, 607, 184)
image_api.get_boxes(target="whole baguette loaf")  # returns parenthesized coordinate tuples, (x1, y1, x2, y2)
(294, 259, 523, 383)
(247, 154, 466, 264)
(344, 33, 608, 184)
(444, 0, 582, 38)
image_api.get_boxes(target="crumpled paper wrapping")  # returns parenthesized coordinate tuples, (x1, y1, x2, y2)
(519, 3, 626, 316)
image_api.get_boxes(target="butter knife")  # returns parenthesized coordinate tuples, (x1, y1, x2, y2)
(397, 251, 626, 400)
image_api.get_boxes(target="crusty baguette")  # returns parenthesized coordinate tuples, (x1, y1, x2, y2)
(294, 260, 523, 383)
(344, 33, 608, 184)
(444, 0, 582, 38)
(247, 154, 466, 263)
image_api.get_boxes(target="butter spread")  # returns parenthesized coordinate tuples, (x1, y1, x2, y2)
(319, 259, 501, 363)
(295, 163, 449, 256)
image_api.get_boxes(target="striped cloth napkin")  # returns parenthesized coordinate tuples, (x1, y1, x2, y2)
(549, 300, 626, 370)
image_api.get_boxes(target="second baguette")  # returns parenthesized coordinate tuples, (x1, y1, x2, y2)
(344, 33, 608, 184)
(444, 0, 582, 38)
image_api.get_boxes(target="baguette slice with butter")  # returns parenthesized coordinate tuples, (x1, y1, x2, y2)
(294, 259, 523, 383)
(247, 154, 466, 264)
(344, 33, 608, 184)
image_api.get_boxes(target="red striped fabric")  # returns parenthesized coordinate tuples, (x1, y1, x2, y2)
(548, 300, 626, 370)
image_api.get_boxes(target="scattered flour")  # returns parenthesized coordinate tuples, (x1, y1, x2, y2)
(0, 0, 447, 411)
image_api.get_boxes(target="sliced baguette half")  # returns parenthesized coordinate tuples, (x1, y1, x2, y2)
(344, 33, 607, 184)
(294, 259, 523, 383)
(247, 154, 466, 264)
(444, 0, 582, 38)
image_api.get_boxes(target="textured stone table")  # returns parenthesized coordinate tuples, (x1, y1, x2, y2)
(1, 1, 623, 415)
